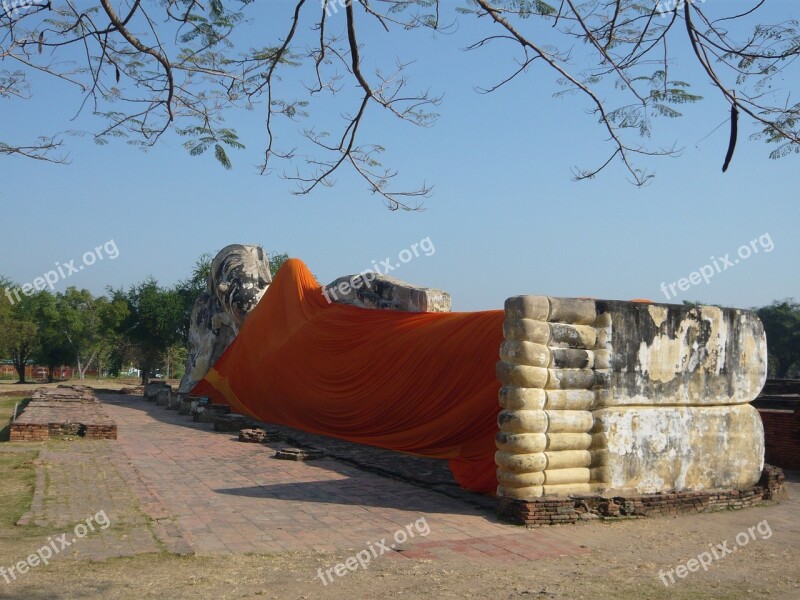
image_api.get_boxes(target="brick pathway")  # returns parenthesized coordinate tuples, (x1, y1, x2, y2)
(14, 441, 184, 560)
(10, 401, 117, 441)
(252, 420, 497, 511)
(93, 394, 589, 562)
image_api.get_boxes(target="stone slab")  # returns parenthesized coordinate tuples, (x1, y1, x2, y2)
(10, 396, 117, 442)
(593, 404, 764, 493)
(595, 301, 767, 407)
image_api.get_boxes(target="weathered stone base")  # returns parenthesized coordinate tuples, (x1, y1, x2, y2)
(144, 382, 171, 403)
(121, 385, 145, 396)
(593, 404, 765, 492)
(193, 403, 230, 423)
(240, 428, 269, 443)
(155, 389, 171, 407)
(32, 386, 98, 403)
(178, 397, 194, 415)
(239, 428, 283, 443)
(498, 465, 785, 526)
(10, 387, 117, 441)
(213, 414, 257, 432)
(10, 420, 117, 442)
(274, 447, 325, 461)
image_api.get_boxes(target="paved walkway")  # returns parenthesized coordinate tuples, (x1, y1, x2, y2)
(88, 395, 588, 561)
(15, 394, 800, 569)
(15, 440, 188, 559)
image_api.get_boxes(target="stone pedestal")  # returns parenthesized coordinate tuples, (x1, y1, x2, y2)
(178, 396, 194, 415)
(496, 296, 767, 500)
(193, 403, 230, 423)
(213, 414, 256, 432)
(156, 388, 170, 407)
(145, 382, 171, 402)
(167, 393, 182, 410)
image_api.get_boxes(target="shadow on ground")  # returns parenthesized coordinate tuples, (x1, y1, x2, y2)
(100, 394, 498, 515)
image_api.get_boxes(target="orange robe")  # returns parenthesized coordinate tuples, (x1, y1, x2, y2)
(193, 258, 504, 493)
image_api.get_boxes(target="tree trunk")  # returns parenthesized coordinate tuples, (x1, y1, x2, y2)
(13, 357, 26, 384)
(47, 366, 55, 383)
(775, 358, 788, 379)
(78, 349, 99, 380)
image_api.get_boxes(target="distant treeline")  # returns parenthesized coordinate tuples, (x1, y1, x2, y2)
(1, 262, 797, 383)
(0, 252, 290, 384)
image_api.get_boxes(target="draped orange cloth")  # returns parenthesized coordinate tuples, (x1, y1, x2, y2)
(192, 259, 505, 493)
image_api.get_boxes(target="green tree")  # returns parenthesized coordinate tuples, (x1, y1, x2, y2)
(92, 295, 130, 379)
(269, 253, 290, 278)
(188, 253, 213, 294)
(2, 321, 37, 383)
(24, 288, 128, 382)
(0, 276, 13, 359)
(118, 279, 186, 385)
(0, 288, 38, 383)
(29, 291, 75, 382)
(757, 300, 800, 379)
(2, 2, 799, 207)
(55, 288, 107, 379)
(175, 253, 214, 344)
(170, 253, 215, 381)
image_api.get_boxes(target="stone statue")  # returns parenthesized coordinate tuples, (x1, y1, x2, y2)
(179, 244, 451, 393)
(178, 245, 272, 393)
(179, 244, 772, 510)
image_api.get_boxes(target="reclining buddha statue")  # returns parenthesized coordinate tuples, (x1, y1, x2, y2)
(181, 245, 767, 499)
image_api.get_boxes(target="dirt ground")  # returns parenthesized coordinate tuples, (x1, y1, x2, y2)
(0, 463, 795, 600)
(0, 498, 797, 600)
(0, 382, 797, 599)
(0, 379, 161, 396)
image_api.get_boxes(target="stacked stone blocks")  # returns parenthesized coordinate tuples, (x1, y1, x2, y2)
(496, 296, 768, 502)
(496, 296, 608, 499)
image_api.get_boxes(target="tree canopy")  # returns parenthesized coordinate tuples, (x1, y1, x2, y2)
(757, 300, 800, 379)
(0, 250, 293, 383)
(1, 261, 798, 382)
(2, 1, 799, 208)
(0, 282, 38, 383)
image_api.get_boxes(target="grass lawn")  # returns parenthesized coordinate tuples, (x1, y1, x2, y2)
(0, 449, 37, 529)
(0, 396, 40, 546)
(0, 397, 28, 442)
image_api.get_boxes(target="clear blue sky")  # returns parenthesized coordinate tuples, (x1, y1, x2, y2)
(1, 1, 798, 311)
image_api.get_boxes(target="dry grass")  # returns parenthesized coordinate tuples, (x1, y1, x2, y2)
(0, 415, 796, 598)
(0, 397, 28, 442)
(0, 449, 37, 529)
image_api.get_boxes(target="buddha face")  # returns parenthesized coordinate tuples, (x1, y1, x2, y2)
(210, 245, 272, 328)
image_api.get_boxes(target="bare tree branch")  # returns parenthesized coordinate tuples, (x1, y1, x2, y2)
(1, 0, 797, 199)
